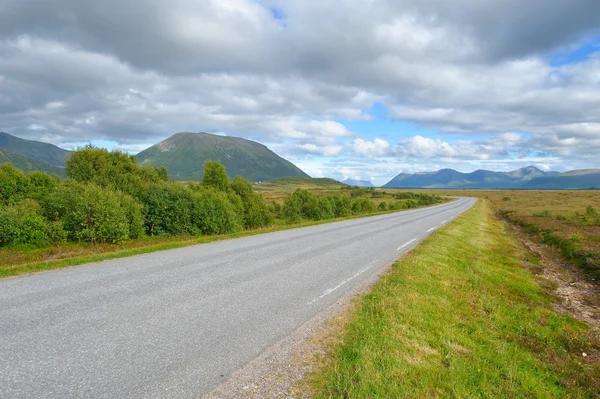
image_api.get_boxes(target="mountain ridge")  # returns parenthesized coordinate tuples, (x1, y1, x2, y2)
(383, 166, 600, 189)
(0, 132, 70, 167)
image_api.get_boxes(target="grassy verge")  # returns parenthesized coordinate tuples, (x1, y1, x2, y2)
(0, 201, 449, 279)
(309, 201, 600, 398)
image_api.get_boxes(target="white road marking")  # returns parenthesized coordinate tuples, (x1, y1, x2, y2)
(440, 219, 448, 225)
(426, 227, 436, 232)
(308, 266, 372, 305)
(397, 238, 417, 251)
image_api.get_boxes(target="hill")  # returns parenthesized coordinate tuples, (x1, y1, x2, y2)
(342, 178, 374, 187)
(0, 132, 70, 167)
(524, 169, 600, 189)
(383, 166, 557, 189)
(137, 132, 309, 182)
(0, 150, 67, 177)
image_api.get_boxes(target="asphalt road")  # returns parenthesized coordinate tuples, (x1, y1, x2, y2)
(0, 197, 476, 398)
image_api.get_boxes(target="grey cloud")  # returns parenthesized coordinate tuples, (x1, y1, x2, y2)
(0, 0, 599, 174)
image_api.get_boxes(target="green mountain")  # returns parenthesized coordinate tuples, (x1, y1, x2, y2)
(0, 132, 70, 167)
(0, 150, 67, 177)
(137, 132, 309, 181)
(383, 166, 558, 189)
(524, 169, 600, 189)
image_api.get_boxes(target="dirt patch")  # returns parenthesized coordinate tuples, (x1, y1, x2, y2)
(507, 221, 600, 329)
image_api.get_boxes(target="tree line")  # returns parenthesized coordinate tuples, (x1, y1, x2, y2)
(0, 146, 442, 248)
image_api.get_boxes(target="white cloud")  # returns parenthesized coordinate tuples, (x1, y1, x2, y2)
(352, 138, 390, 157)
(0, 0, 599, 177)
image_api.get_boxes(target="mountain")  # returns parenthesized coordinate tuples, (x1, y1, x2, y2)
(342, 178, 374, 187)
(383, 166, 559, 189)
(137, 132, 309, 182)
(0, 132, 70, 167)
(0, 150, 67, 177)
(524, 169, 600, 189)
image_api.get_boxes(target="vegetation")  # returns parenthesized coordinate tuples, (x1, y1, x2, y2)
(309, 202, 600, 398)
(0, 147, 271, 247)
(0, 149, 67, 177)
(1, 151, 448, 277)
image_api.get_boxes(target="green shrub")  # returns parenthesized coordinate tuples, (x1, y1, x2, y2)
(135, 183, 196, 236)
(230, 176, 272, 228)
(0, 163, 31, 205)
(46, 181, 137, 243)
(533, 210, 553, 218)
(378, 202, 388, 211)
(202, 161, 230, 192)
(191, 188, 242, 235)
(0, 200, 49, 247)
(283, 189, 321, 223)
(351, 197, 375, 214)
(318, 197, 335, 220)
(329, 194, 352, 218)
(45, 220, 68, 246)
(66, 145, 168, 193)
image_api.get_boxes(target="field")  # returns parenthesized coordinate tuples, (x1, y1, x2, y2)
(426, 190, 600, 281)
(307, 200, 600, 398)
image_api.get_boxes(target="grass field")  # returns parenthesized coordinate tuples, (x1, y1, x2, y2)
(423, 190, 600, 281)
(308, 201, 600, 398)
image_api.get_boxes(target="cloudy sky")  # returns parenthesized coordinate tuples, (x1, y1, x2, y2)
(1, 0, 599, 185)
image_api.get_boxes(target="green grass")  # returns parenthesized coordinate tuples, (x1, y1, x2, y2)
(310, 201, 600, 398)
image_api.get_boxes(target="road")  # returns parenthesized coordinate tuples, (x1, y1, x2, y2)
(0, 197, 476, 398)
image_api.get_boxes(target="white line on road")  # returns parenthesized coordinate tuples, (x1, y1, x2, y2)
(426, 227, 436, 232)
(440, 219, 448, 225)
(308, 266, 372, 305)
(397, 238, 417, 251)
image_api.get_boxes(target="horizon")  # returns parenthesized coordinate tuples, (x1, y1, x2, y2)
(1, 1, 600, 186)
(4, 130, 595, 188)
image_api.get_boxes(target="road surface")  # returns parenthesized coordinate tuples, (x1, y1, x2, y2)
(0, 197, 476, 398)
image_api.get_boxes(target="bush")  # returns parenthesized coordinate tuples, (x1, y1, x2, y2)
(378, 202, 388, 211)
(230, 176, 272, 228)
(0, 163, 31, 205)
(0, 200, 48, 247)
(533, 210, 553, 218)
(66, 145, 168, 193)
(135, 183, 196, 236)
(329, 194, 352, 218)
(318, 197, 335, 220)
(46, 181, 137, 243)
(351, 197, 375, 214)
(283, 189, 321, 223)
(191, 188, 242, 235)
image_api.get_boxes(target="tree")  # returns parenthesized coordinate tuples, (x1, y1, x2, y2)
(66, 145, 169, 194)
(202, 161, 229, 192)
(230, 176, 272, 228)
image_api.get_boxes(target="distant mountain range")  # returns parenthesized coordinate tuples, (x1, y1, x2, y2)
(383, 166, 600, 189)
(1, 131, 599, 189)
(137, 132, 308, 181)
(342, 178, 374, 187)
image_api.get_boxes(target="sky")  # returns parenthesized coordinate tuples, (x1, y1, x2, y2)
(1, 0, 599, 186)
